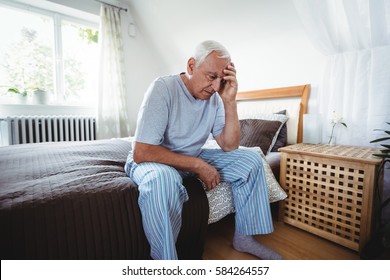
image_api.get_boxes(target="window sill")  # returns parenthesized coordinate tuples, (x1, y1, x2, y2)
(0, 103, 97, 118)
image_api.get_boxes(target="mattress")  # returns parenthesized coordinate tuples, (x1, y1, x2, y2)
(0, 139, 208, 259)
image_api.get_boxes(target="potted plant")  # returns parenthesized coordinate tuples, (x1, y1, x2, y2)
(2, 85, 49, 105)
(4, 86, 28, 104)
(361, 122, 390, 259)
(32, 87, 49, 105)
(371, 122, 390, 161)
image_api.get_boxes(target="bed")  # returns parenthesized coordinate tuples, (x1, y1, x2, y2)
(0, 84, 310, 260)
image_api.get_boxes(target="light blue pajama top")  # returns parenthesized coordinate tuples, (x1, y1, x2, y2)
(134, 74, 225, 157)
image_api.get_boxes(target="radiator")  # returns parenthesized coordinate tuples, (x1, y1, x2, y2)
(1, 115, 96, 145)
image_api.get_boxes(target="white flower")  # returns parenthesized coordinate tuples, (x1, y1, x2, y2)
(330, 111, 343, 124)
(328, 111, 347, 144)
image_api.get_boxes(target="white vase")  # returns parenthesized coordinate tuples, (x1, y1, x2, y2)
(17, 94, 28, 104)
(33, 89, 48, 105)
(328, 136, 336, 145)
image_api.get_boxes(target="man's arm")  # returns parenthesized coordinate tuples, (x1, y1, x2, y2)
(133, 141, 220, 190)
(215, 63, 240, 151)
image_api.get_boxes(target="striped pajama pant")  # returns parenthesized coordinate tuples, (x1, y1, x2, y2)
(125, 148, 274, 260)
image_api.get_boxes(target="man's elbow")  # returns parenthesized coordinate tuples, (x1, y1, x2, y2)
(132, 146, 147, 164)
(216, 135, 240, 152)
(132, 151, 142, 164)
(222, 143, 239, 152)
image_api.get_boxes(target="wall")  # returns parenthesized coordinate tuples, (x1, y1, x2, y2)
(1, 0, 326, 136)
(126, 0, 326, 117)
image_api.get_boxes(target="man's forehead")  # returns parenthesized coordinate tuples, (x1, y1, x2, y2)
(201, 55, 230, 75)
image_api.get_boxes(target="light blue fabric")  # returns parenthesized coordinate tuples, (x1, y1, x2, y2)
(134, 74, 225, 157)
(198, 149, 273, 235)
(126, 161, 188, 260)
(125, 148, 273, 260)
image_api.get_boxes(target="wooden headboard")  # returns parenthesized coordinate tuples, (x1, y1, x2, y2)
(236, 84, 310, 143)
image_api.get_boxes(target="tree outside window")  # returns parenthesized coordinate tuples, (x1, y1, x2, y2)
(0, 3, 99, 106)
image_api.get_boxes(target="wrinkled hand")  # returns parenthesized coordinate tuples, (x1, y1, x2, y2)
(197, 161, 220, 191)
(218, 63, 238, 103)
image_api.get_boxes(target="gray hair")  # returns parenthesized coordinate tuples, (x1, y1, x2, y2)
(193, 40, 231, 67)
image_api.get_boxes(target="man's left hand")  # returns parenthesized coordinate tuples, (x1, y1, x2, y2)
(218, 63, 238, 103)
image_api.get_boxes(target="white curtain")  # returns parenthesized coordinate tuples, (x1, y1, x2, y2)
(294, 0, 390, 146)
(97, 4, 130, 139)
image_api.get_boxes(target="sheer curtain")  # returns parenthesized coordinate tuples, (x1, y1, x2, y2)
(294, 0, 390, 146)
(97, 4, 130, 139)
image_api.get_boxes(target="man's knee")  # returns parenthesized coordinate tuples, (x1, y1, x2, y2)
(142, 164, 182, 185)
(137, 164, 187, 207)
(234, 148, 263, 168)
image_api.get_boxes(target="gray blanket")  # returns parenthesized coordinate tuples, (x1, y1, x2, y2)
(0, 139, 208, 259)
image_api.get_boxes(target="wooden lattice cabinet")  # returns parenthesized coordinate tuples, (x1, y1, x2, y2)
(279, 144, 383, 252)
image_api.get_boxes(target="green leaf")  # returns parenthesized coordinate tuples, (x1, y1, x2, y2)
(370, 137, 390, 143)
(340, 122, 347, 128)
(7, 87, 20, 93)
(373, 153, 390, 158)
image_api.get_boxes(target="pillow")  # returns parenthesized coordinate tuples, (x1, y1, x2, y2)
(204, 181, 235, 224)
(238, 113, 288, 153)
(272, 110, 288, 152)
(201, 140, 287, 224)
(239, 118, 285, 155)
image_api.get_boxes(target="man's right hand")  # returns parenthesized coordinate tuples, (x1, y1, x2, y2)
(196, 160, 220, 191)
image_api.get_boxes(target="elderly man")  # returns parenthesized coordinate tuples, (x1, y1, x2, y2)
(125, 40, 282, 260)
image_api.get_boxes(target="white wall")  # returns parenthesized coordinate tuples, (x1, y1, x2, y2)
(124, 0, 326, 129)
(1, 0, 326, 136)
(120, 6, 167, 135)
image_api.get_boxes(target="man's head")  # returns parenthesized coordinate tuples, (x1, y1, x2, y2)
(185, 40, 232, 100)
(192, 40, 231, 67)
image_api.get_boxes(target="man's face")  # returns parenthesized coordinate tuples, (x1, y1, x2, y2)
(187, 51, 231, 100)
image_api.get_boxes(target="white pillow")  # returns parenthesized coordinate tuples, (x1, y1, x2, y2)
(238, 112, 288, 122)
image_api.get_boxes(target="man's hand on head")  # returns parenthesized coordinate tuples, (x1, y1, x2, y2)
(218, 62, 238, 103)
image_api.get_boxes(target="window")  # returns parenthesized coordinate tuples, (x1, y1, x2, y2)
(0, 1, 99, 106)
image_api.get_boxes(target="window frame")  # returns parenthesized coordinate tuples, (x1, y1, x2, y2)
(0, 0, 100, 107)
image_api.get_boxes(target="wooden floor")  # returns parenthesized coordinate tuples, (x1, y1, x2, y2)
(203, 210, 360, 260)
(203, 166, 390, 260)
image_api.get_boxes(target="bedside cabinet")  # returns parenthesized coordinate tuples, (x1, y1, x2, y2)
(278, 143, 383, 252)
